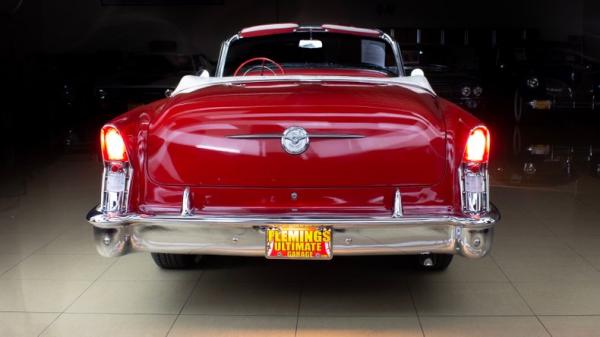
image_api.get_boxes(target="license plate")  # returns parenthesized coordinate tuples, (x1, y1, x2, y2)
(530, 100, 552, 110)
(265, 225, 333, 260)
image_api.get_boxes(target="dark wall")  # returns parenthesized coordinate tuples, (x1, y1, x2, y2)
(39, 0, 277, 56)
(38, 0, 585, 59)
(584, 0, 600, 59)
(1, 0, 44, 167)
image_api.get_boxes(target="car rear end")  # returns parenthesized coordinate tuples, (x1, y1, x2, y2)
(87, 80, 498, 265)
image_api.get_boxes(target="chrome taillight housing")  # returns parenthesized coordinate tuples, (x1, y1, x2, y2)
(99, 125, 132, 215)
(460, 126, 490, 214)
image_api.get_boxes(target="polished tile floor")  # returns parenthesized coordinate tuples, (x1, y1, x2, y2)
(1, 155, 600, 337)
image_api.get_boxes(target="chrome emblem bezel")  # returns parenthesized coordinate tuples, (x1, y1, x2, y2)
(281, 126, 309, 155)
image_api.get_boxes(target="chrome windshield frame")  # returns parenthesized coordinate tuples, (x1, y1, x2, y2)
(215, 28, 405, 77)
(215, 33, 240, 77)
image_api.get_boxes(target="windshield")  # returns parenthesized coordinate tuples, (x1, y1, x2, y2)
(221, 32, 400, 77)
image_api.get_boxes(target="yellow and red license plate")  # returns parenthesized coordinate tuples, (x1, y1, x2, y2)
(265, 225, 333, 260)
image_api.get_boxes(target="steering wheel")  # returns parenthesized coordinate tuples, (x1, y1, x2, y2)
(233, 57, 285, 76)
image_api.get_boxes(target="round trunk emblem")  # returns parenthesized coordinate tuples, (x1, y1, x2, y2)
(281, 127, 309, 154)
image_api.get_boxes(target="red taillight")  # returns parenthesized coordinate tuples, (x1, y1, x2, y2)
(101, 126, 128, 162)
(464, 126, 490, 163)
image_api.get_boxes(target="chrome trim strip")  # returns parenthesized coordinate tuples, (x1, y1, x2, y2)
(215, 34, 240, 77)
(124, 165, 133, 213)
(459, 164, 466, 212)
(228, 134, 282, 139)
(303, 134, 365, 139)
(392, 188, 403, 218)
(98, 166, 107, 211)
(485, 163, 490, 212)
(228, 133, 364, 140)
(181, 187, 192, 216)
(88, 204, 499, 230)
(381, 32, 404, 76)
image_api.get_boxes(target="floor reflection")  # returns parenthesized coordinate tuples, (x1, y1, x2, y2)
(480, 108, 600, 187)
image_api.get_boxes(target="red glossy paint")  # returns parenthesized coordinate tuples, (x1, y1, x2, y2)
(239, 23, 299, 38)
(107, 84, 484, 217)
(103, 28, 489, 219)
(238, 23, 382, 39)
(146, 81, 446, 188)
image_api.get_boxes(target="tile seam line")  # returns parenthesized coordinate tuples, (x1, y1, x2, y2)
(407, 282, 426, 337)
(35, 255, 120, 337)
(293, 281, 304, 337)
(535, 214, 600, 273)
(489, 254, 554, 337)
(0, 220, 82, 278)
(165, 265, 206, 337)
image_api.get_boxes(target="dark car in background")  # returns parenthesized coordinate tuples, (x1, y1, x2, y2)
(402, 44, 486, 111)
(498, 44, 600, 122)
(94, 52, 201, 116)
(388, 28, 490, 112)
(485, 41, 600, 184)
(44, 50, 209, 151)
(43, 52, 123, 150)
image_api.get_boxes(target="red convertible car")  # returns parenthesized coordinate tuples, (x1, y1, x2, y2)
(87, 23, 499, 271)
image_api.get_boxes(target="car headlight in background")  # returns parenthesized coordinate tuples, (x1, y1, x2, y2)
(461, 86, 472, 97)
(526, 77, 539, 89)
(62, 84, 74, 105)
(63, 84, 72, 97)
(473, 86, 483, 97)
(96, 89, 107, 100)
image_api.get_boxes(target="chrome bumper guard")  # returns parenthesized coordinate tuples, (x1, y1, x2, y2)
(86, 204, 499, 259)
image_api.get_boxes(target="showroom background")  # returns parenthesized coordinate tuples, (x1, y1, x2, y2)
(2, 2, 600, 336)
(7, 0, 599, 55)
(1, 0, 599, 170)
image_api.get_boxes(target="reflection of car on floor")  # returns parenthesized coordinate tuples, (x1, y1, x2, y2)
(403, 45, 485, 111)
(87, 23, 499, 271)
(500, 44, 600, 122)
(491, 122, 600, 186)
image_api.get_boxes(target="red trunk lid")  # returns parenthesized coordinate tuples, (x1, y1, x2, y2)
(146, 81, 446, 188)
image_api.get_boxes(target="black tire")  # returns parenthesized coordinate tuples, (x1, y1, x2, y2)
(151, 253, 198, 269)
(413, 254, 453, 271)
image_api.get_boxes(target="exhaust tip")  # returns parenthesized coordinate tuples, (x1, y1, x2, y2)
(93, 227, 130, 257)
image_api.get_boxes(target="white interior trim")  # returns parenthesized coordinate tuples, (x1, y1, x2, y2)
(172, 75, 436, 97)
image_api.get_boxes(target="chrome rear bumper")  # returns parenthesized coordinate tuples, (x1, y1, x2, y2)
(86, 205, 499, 259)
